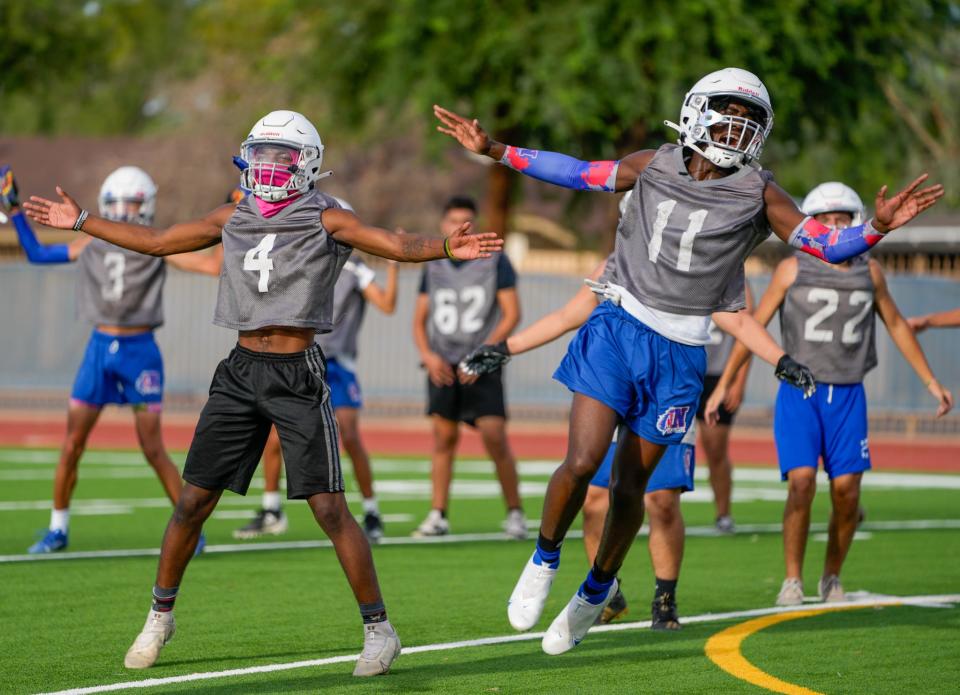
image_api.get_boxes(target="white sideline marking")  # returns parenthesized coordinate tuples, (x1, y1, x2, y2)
(39, 593, 960, 695)
(5, 519, 960, 564)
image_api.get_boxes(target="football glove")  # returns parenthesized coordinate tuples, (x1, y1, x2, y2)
(0, 166, 21, 212)
(459, 341, 511, 376)
(775, 354, 816, 398)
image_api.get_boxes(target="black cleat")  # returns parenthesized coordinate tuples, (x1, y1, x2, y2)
(651, 591, 681, 631)
(363, 511, 384, 543)
(598, 588, 629, 624)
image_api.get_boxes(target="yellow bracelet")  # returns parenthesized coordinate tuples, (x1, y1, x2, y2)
(443, 237, 456, 260)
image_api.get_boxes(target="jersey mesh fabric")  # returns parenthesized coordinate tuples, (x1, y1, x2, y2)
(316, 257, 372, 360)
(780, 251, 877, 384)
(612, 144, 772, 316)
(76, 238, 166, 327)
(214, 191, 351, 333)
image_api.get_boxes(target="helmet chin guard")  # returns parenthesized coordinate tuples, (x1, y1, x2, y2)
(240, 110, 331, 202)
(666, 67, 774, 169)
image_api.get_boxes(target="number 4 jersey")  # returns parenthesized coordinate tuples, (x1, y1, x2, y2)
(76, 238, 166, 327)
(214, 191, 351, 333)
(780, 251, 877, 384)
(611, 143, 773, 341)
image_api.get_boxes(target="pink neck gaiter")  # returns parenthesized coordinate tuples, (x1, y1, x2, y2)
(251, 167, 298, 217)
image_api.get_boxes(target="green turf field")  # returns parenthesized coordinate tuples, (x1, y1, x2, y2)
(1, 446, 958, 694)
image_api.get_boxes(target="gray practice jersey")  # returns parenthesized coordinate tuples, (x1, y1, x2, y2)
(612, 144, 773, 315)
(704, 323, 736, 376)
(421, 255, 514, 364)
(316, 256, 375, 361)
(76, 238, 166, 328)
(214, 191, 351, 333)
(780, 252, 877, 384)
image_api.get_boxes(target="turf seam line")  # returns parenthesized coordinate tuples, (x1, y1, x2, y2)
(37, 593, 960, 695)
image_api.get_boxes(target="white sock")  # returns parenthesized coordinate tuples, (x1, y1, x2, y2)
(262, 491, 281, 512)
(50, 508, 70, 533)
(362, 497, 380, 515)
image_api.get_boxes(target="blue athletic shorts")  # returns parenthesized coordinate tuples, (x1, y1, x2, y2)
(70, 330, 164, 409)
(327, 358, 363, 410)
(553, 302, 706, 445)
(590, 440, 695, 493)
(773, 381, 871, 481)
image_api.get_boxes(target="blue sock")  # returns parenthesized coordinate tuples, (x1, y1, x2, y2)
(578, 568, 615, 605)
(533, 538, 562, 569)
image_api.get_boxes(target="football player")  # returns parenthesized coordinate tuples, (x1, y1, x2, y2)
(411, 196, 526, 539)
(436, 66, 943, 653)
(1, 165, 215, 554)
(24, 110, 502, 676)
(707, 182, 953, 605)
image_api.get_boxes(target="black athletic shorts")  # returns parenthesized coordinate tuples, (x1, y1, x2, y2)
(427, 365, 506, 426)
(696, 373, 737, 426)
(183, 344, 343, 498)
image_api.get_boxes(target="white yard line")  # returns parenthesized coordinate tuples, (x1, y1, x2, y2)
(38, 593, 960, 695)
(4, 519, 959, 564)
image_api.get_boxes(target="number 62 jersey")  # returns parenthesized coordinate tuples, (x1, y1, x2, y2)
(214, 191, 351, 333)
(779, 251, 877, 384)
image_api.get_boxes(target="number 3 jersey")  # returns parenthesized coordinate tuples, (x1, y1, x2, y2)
(780, 251, 877, 384)
(214, 191, 351, 333)
(76, 238, 166, 328)
(420, 255, 516, 364)
(611, 143, 773, 340)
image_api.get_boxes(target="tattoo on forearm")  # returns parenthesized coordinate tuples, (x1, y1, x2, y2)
(400, 235, 438, 261)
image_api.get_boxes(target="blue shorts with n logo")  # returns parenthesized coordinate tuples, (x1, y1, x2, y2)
(553, 302, 706, 445)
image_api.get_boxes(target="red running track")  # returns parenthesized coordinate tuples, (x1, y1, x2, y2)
(0, 416, 957, 473)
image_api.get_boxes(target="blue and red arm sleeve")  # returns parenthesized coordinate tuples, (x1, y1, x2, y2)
(12, 211, 71, 264)
(499, 146, 619, 192)
(788, 216, 887, 264)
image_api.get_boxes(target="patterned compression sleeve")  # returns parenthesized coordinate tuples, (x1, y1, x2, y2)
(500, 146, 619, 192)
(12, 212, 70, 264)
(788, 216, 887, 264)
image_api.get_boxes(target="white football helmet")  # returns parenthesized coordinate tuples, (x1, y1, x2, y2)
(98, 166, 157, 225)
(801, 182, 864, 227)
(240, 110, 331, 202)
(665, 68, 774, 169)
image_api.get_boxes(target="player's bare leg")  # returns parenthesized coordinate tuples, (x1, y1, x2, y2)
(820, 472, 863, 601)
(508, 394, 617, 631)
(337, 407, 384, 541)
(582, 486, 607, 564)
(414, 415, 458, 536)
(646, 489, 684, 630)
(308, 492, 400, 676)
(234, 428, 288, 539)
(125, 483, 221, 669)
(778, 467, 817, 605)
(700, 422, 734, 528)
(133, 409, 182, 505)
(475, 415, 526, 539)
(542, 430, 664, 653)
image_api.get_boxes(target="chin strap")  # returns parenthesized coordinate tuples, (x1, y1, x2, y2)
(663, 120, 759, 170)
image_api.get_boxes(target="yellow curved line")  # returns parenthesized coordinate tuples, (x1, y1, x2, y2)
(705, 607, 861, 695)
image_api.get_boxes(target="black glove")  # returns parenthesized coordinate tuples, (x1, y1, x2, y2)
(458, 341, 511, 376)
(775, 354, 816, 398)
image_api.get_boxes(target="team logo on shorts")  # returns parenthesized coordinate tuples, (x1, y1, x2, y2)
(656, 406, 690, 436)
(135, 370, 163, 396)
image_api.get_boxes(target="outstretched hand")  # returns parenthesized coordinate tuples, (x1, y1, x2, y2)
(928, 380, 954, 418)
(23, 187, 82, 229)
(446, 221, 504, 260)
(873, 174, 944, 233)
(433, 105, 494, 156)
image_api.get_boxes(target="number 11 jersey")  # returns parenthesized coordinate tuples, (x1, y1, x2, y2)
(214, 191, 351, 333)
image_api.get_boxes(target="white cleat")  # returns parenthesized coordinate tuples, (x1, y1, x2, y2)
(776, 578, 805, 606)
(124, 610, 175, 669)
(542, 578, 618, 655)
(503, 509, 529, 540)
(411, 509, 449, 538)
(353, 620, 401, 677)
(818, 574, 845, 602)
(507, 552, 558, 631)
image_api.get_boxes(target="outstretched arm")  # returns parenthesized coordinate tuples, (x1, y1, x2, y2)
(166, 246, 224, 276)
(323, 208, 502, 262)
(908, 307, 960, 333)
(765, 175, 944, 264)
(23, 187, 229, 255)
(2, 167, 87, 263)
(870, 261, 953, 416)
(433, 105, 653, 192)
